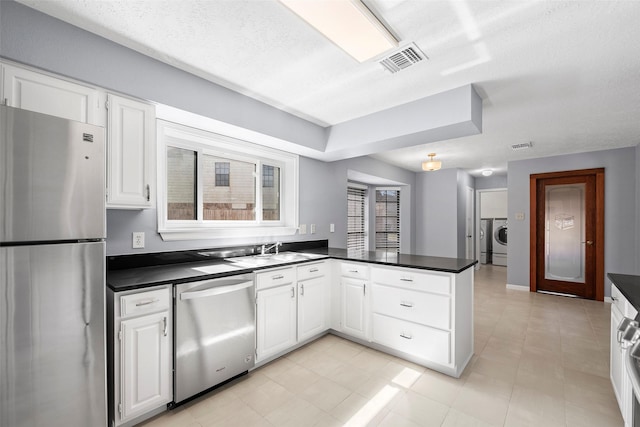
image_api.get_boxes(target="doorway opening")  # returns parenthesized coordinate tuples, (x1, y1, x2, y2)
(529, 168, 604, 300)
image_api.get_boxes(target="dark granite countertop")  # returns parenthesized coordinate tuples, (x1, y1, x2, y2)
(609, 273, 640, 312)
(107, 245, 477, 292)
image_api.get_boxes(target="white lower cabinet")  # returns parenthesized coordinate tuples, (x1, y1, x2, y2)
(108, 285, 172, 427)
(610, 283, 638, 426)
(256, 261, 329, 363)
(338, 261, 370, 340)
(369, 265, 473, 377)
(256, 278, 298, 361)
(297, 262, 329, 342)
(341, 277, 369, 340)
(372, 313, 451, 365)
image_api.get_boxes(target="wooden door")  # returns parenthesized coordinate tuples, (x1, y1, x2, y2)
(530, 169, 604, 300)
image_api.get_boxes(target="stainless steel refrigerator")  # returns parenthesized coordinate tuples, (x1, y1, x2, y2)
(0, 105, 107, 427)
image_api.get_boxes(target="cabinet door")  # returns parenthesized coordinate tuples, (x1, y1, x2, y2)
(120, 312, 171, 422)
(3, 64, 102, 125)
(298, 276, 328, 342)
(107, 93, 156, 208)
(256, 284, 297, 361)
(341, 278, 368, 340)
(611, 306, 626, 420)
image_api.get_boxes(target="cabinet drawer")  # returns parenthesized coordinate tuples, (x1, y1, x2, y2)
(372, 314, 451, 365)
(297, 261, 327, 281)
(612, 284, 638, 318)
(120, 288, 170, 317)
(340, 262, 369, 280)
(371, 267, 451, 295)
(256, 267, 296, 290)
(372, 284, 451, 330)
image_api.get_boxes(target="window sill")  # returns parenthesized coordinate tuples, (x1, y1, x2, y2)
(159, 226, 299, 241)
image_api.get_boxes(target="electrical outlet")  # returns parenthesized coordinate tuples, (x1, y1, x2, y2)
(330, 223, 335, 233)
(515, 212, 525, 220)
(310, 224, 316, 234)
(132, 232, 145, 249)
(299, 224, 307, 235)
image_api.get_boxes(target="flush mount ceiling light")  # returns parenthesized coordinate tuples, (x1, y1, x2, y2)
(422, 153, 442, 171)
(279, 0, 398, 62)
(481, 169, 493, 176)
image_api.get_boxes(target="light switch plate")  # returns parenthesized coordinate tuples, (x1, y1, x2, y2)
(515, 212, 525, 220)
(299, 224, 307, 235)
(330, 223, 335, 233)
(310, 224, 316, 234)
(132, 232, 145, 248)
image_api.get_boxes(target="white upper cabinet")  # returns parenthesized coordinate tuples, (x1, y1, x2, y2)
(106, 93, 156, 209)
(2, 63, 103, 125)
(1, 62, 157, 210)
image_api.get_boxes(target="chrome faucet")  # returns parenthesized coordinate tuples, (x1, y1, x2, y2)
(260, 241, 281, 255)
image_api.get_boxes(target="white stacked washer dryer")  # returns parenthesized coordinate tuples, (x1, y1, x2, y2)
(492, 218, 508, 266)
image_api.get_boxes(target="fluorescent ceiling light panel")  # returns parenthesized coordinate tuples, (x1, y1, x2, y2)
(279, 0, 398, 62)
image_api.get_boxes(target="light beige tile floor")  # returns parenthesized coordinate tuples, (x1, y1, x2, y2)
(141, 265, 623, 427)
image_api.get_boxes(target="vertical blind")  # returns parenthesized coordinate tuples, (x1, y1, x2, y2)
(347, 186, 366, 252)
(375, 189, 400, 254)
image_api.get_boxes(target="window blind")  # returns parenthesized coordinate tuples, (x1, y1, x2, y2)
(347, 186, 367, 252)
(375, 189, 400, 254)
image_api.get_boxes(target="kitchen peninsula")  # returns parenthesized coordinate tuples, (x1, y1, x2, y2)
(106, 241, 475, 426)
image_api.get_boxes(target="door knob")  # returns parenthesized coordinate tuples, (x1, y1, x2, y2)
(582, 240, 594, 245)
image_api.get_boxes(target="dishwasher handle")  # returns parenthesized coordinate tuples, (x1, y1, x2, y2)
(180, 280, 253, 300)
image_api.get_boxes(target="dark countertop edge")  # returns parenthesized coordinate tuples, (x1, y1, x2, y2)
(608, 273, 640, 312)
(107, 248, 478, 293)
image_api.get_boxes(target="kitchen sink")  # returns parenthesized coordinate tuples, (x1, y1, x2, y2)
(225, 251, 325, 268)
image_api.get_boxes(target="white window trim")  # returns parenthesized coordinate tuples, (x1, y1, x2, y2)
(157, 120, 299, 241)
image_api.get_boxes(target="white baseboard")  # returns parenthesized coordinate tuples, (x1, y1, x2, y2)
(506, 284, 528, 291)
(604, 296, 613, 303)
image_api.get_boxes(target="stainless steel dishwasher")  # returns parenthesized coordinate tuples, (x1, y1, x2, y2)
(174, 273, 255, 404)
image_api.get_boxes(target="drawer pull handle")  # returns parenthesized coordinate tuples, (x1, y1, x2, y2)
(400, 278, 413, 282)
(349, 270, 359, 273)
(135, 298, 159, 307)
(272, 275, 284, 280)
(400, 333, 413, 340)
(309, 268, 319, 273)
(400, 302, 414, 308)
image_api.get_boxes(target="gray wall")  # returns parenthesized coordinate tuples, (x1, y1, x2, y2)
(637, 142, 640, 274)
(507, 147, 637, 297)
(475, 174, 507, 190)
(416, 169, 459, 257)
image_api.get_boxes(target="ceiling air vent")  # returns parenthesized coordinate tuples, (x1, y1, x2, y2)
(511, 142, 533, 151)
(379, 43, 427, 74)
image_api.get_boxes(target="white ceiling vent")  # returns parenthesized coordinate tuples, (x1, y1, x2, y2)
(379, 43, 427, 73)
(511, 141, 533, 151)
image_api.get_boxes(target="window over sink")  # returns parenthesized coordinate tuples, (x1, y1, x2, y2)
(157, 121, 298, 241)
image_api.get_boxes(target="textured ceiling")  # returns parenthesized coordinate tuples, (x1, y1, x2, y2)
(16, 0, 640, 176)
